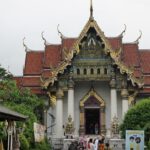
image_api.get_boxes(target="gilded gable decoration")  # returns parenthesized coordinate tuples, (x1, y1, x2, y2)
(41, 47, 74, 89)
(80, 87, 105, 107)
(40, 4, 144, 89)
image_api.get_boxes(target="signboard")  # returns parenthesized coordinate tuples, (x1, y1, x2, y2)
(126, 130, 144, 150)
(34, 122, 46, 142)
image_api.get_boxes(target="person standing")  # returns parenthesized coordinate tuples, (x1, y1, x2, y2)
(94, 138, 99, 150)
(88, 138, 94, 150)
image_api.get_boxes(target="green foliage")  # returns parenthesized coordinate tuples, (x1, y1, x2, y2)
(0, 122, 7, 139)
(19, 134, 29, 150)
(0, 65, 13, 80)
(147, 140, 150, 149)
(30, 139, 51, 150)
(0, 66, 49, 149)
(120, 98, 150, 145)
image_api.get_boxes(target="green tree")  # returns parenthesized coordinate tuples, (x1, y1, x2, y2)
(0, 65, 12, 80)
(0, 66, 51, 149)
(120, 98, 150, 146)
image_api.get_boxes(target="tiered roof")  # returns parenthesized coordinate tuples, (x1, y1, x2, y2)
(14, 35, 150, 94)
(14, 2, 150, 95)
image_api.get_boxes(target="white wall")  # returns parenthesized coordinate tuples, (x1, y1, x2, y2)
(73, 81, 111, 135)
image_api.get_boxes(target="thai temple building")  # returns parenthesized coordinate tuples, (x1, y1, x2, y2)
(15, 1, 150, 138)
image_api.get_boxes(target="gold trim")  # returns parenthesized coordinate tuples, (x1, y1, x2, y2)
(41, 18, 144, 89)
(128, 91, 138, 106)
(47, 92, 56, 107)
(80, 87, 105, 107)
(41, 48, 74, 89)
(72, 19, 143, 87)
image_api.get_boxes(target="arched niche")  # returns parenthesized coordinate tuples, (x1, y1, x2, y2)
(79, 87, 106, 135)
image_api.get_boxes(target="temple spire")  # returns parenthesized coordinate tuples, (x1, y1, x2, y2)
(90, 0, 94, 20)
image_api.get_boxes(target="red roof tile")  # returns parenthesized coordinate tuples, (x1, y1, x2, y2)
(107, 37, 122, 50)
(42, 70, 52, 78)
(22, 77, 41, 87)
(30, 88, 46, 94)
(140, 50, 150, 74)
(140, 88, 150, 94)
(24, 51, 44, 75)
(133, 69, 142, 78)
(144, 76, 150, 85)
(43, 45, 61, 68)
(13, 77, 23, 87)
(62, 38, 76, 49)
(122, 43, 140, 67)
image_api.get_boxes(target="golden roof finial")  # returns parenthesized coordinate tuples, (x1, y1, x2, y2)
(90, 0, 94, 20)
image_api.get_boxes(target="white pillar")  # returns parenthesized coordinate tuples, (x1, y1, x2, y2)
(56, 87, 64, 138)
(121, 88, 129, 119)
(110, 88, 117, 120)
(68, 77, 74, 120)
(110, 78, 117, 121)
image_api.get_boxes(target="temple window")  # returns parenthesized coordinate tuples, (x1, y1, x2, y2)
(97, 68, 100, 74)
(77, 68, 80, 75)
(91, 68, 94, 75)
(84, 68, 87, 75)
(104, 68, 107, 74)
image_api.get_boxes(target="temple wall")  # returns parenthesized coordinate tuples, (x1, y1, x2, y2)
(73, 81, 111, 135)
(48, 81, 123, 137)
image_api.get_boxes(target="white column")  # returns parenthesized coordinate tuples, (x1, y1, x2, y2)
(121, 88, 129, 119)
(68, 77, 74, 120)
(56, 87, 64, 138)
(110, 78, 117, 121)
(110, 88, 117, 120)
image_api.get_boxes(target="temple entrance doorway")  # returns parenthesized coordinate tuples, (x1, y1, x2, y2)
(85, 108, 100, 135)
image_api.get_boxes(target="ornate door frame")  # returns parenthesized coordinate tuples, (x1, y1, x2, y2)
(79, 87, 106, 135)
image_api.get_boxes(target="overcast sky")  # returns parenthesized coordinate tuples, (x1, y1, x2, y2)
(0, 0, 150, 76)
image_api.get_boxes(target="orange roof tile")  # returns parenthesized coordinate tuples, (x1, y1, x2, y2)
(140, 88, 150, 94)
(22, 77, 41, 87)
(140, 50, 150, 74)
(30, 88, 46, 94)
(43, 45, 61, 68)
(62, 38, 76, 49)
(107, 37, 122, 50)
(13, 77, 23, 87)
(24, 51, 43, 75)
(122, 43, 140, 67)
(144, 76, 150, 85)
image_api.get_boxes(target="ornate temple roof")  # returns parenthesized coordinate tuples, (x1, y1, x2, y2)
(14, 1, 150, 95)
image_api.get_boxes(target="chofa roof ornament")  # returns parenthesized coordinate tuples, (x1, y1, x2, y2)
(23, 37, 30, 52)
(57, 24, 65, 39)
(118, 24, 127, 37)
(41, 31, 52, 46)
(134, 30, 142, 44)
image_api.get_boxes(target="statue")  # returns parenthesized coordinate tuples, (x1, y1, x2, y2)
(111, 116, 119, 137)
(65, 115, 75, 136)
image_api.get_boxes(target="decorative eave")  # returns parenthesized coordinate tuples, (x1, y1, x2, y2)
(72, 19, 144, 88)
(80, 87, 105, 107)
(41, 47, 74, 89)
(40, 18, 144, 89)
(72, 19, 112, 54)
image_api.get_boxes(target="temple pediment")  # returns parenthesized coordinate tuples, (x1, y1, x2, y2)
(73, 19, 113, 55)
